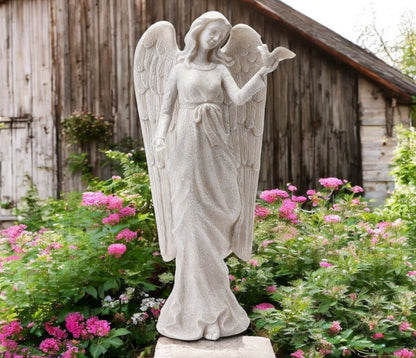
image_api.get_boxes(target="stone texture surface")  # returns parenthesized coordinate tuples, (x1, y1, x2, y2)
(135, 11, 294, 341)
(154, 335, 275, 358)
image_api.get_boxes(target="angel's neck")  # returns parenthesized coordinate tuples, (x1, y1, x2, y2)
(192, 49, 210, 67)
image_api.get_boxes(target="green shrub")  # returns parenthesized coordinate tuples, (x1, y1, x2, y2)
(1, 148, 416, 357)
(61, 111, 113, 146)
(0, 150, 173, 357)
(233, 181, 416, 357)
(385, 125, 416, 241)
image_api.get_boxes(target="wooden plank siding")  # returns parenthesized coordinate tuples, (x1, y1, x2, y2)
(243, 0, 416, 101)
(3, 0, 413, 215)
(359, 77, 411, 205)
(0, 1, 56, 223)
(49, 0, 362, 193)
(0, 116, 33, 224)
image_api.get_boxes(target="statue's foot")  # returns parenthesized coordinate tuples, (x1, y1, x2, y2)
(204, 323, 220, 340)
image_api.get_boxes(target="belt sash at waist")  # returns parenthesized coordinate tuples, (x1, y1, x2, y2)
(179, 102, 227, 147)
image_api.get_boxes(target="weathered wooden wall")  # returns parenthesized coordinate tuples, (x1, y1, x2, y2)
(1, 0, 365, 218)
(52, 0, 362, 193)
(0, 0, 56, 223)
(359, 77, 410, 205)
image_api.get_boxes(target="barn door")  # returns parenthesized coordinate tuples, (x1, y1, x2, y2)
(0, 116, 33, 223)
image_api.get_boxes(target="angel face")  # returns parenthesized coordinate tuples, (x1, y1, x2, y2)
(199, 21, 228, 51)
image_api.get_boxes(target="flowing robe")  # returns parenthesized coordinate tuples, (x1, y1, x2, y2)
(156, 62, 265, 340)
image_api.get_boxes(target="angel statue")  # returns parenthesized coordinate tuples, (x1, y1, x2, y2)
(134, 11, 295, 341)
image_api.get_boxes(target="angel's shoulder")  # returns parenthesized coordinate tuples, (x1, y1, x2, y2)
(217, 64, 232, 77)
(172, 62, 185, 71)
(170, 62, 189, 75)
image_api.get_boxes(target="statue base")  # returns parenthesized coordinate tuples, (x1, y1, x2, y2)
(154, 335, 275, 358)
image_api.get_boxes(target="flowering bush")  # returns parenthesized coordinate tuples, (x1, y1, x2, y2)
(61, 110, 113, 146)
(385, 125, 416, 242)
(239, 179, 416, 357)
(0, 150, 171, 357)
(2, 141, 416, 356)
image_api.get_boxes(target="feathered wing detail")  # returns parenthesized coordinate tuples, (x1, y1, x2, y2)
(222, 25, 267, 261)
(134, 21, 180, 262)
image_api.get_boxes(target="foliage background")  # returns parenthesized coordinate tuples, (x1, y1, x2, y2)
(1, 125, 416, 357)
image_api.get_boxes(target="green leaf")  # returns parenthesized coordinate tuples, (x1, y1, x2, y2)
(98, 284, 105, 299)
(317, 302, 331, 313)
(89, 343, 107, 358)
(109, 328, 131, 337)
(104, 278, 119, 291)
(103, 336, 124, 348)
(85, 286, 98, 299)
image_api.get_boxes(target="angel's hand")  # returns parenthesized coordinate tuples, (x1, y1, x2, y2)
(257, 44, 295, 77)
(154, 137, 166, 152)
(258, 61, 279, 77)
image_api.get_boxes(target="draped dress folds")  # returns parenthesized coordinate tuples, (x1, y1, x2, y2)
(156, 62, 265, 340)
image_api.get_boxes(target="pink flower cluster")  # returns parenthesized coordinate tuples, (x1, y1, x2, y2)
(306, 189, 322, 207)
(318, 339, 333, 356)
(260, 188, 289, 203)
(259, 186, 304, 223)
(116, 228, 138, 242)
(266, 285, 277, 293)
(394, 349, 414, 358)
(261, 240, 274, 247)
(39, 338, 60, 354)
(120, 206, 136, 218)
(329, 321, 342, 334)
(0, 320, 22, 351)
(399, 322, 412, 331)
(255, 204, 271, 219)
(45, 322, 67, 339)
(65, 312, 110, 339)
(290, 349, 305, 358)
(28, 313, 110, 355)
(102, 213, 120, 225)
(324, 214, 341, 223)
(107, 195, 123, 210)
(249, 259, 259, 267)
(108, 243, 127, 258)
(38, 313, 105, 356)
(253, 302, 275, 311)
(279, 199, 298, 222)
(319, 177, 344, 189)
(86, 316, 111, 337)
(292, 195, 307, 203)
(82, 192, 136, 226)
(5, 255, 21, 262)
(351, 185, 364, 193)
(81, 191, 109, 207)
(372, 332, 384, 339)
(1, 224, 30, 255)
(39, 242, 64, 257)
(320, 261, 334, 268)
(61, 345, 84, 358)
(1, 224, 27, 242)
(65, 312, 89, 339)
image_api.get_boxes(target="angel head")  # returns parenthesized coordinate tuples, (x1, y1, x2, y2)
(180, 11, 233, 66)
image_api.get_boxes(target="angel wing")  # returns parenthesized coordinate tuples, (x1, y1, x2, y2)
(222, 25, 295, 261)
(221, 24, 266, 261)
(133, 21, 180, 262)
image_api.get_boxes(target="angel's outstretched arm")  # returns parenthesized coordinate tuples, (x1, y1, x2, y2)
(221, 65, 268, 106)
(154, 66, 179, 143)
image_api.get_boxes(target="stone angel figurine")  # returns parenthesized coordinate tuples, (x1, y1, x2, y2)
(133, 11, 295, 341)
